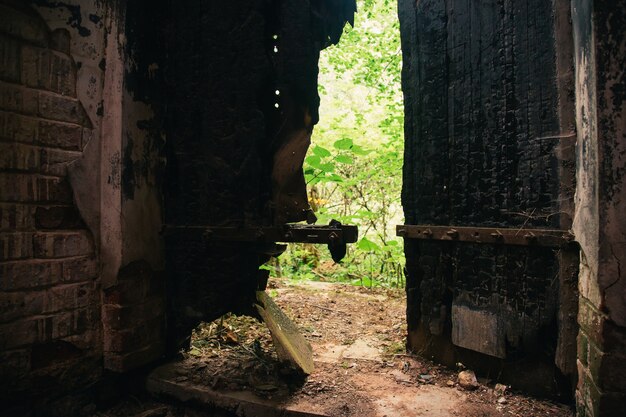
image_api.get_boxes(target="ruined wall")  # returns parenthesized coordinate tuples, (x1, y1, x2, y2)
(0, 0, 103, 411)
(572, 1, 626, 416)
(0, 0, 169, 412)
(399, 0, 577, 396)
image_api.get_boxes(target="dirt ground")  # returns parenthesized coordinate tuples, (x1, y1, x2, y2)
(96, 279, 574, 417)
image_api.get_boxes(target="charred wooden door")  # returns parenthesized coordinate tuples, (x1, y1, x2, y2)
(163, 0, 354, 352)
(398, 0, 578, 396)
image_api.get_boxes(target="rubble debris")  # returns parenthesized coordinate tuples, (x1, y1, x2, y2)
(457, 370, 479, 390)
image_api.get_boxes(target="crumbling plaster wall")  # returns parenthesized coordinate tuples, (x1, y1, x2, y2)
(572, 1, 626, 416)
(33, 0, 167, 374)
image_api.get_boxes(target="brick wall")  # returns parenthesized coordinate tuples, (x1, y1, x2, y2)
(103, 260, 165, 371)
(0, 2, 101, 408)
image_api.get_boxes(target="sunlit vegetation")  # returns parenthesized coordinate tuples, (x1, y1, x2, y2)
(271, 0, 405, 288)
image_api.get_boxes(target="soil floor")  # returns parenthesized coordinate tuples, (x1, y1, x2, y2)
(96, 279, 574, 417)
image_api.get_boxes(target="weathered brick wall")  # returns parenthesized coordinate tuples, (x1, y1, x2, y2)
(0, 1, 101, 408)
(572, 1, 626, 416)
(102, 261, 165, 371)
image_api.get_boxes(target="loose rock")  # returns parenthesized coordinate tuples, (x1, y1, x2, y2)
(458, 370, 479, 390)
(495, 383, 508, 396)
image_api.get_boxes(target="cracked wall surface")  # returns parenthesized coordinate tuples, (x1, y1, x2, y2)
(572, 1, 626, 416)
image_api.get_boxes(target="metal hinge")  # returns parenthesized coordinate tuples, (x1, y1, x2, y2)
(396, 224, 576, 248)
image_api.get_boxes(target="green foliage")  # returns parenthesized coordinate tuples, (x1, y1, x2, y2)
(275, 0, 405, 289)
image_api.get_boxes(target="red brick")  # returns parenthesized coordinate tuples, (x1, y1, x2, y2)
(40, 148, 81, 176)
(0, 142, 78, 176)
(0, 289, 44, 323)
(62, 328, 100, 351)
(103, 315, 164, 352)
(102, 297, 165, 331)
(0, 203, 35, 231)
(36, 176, 74, 203)
(0, 82, 38, 114)
(0, 111, 39, 143)
(46, 282, 97, 314)
(0, 258, 63, 290)
(34, 205, 83, 230)
(37, 120, 82, 150)
(0, 282, 97, 323)
(21, 45, 50, 90)
(0, 142, 40, 173)
(0, 174, 73, 204)
(0, 5, 49, 47)
(0, 35, 21, 83)
(0, 315, 39, 350)
(62, 256, 98, 282)
(38, 92, 91, 127)
(0, 232, 33, 261)
(0, 173, 36, 202)
(49, 51, 75, 96)
(33, 231, 93, 259)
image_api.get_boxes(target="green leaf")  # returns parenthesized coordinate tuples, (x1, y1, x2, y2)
(333, 138, 354, 150)
(305, 155, 322, 169)
(328, 173, 344, 182)
(313, 145, 332, 158)
(357, 237, 381, 252)
(335, 155, 354, 164)
(320, 162, 335, 173)
(351, 145, 371, 155)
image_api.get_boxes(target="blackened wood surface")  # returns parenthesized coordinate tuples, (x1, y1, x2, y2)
(165, 0, 270, 349)
(164, 0, 355, 349)
(399, 0, 577, 391)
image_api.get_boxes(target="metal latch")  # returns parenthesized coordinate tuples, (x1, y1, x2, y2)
(164, 221, 358, 262)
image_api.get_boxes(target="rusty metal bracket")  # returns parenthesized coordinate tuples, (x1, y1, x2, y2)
(396, 224, 576, 248)
(164, 223, 358, 245)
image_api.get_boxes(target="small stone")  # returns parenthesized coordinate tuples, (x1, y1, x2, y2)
(458, 370, 479, 390)
(495, 383, 508, 395)
(446, 380, 455, 387)
(497, 396, 507, 404)
(391, 370, 412, 384)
